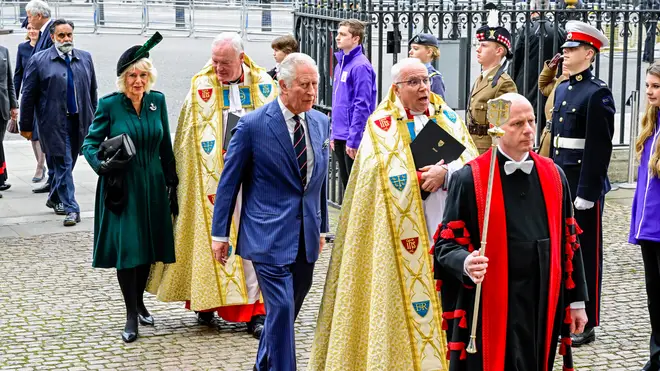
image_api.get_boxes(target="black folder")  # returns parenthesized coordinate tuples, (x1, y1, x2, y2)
(223, 112, 241, 151)
(410, 120, 466, 199)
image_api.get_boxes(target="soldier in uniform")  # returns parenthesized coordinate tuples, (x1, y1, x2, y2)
(550, 20, 615, 347)
(467, 6, 518, 154)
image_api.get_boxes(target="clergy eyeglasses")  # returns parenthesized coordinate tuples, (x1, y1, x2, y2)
(395, 77, 430, 88)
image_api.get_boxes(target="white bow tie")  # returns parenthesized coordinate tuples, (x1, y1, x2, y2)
(504, 160, 534, 175)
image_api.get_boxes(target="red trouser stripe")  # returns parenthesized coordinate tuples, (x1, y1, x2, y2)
(595, 200, 601, 326)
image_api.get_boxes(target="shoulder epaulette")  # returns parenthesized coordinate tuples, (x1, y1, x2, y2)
(589, 76, 608, 87)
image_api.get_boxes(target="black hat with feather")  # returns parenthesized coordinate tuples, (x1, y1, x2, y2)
(116, 32, 163, 76)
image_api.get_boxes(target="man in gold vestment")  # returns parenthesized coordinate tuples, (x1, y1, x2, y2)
(309, 58, 478, 371)
(147, 32, 277, 338)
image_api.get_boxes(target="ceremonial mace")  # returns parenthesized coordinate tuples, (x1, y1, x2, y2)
(465, 98, 510, 354)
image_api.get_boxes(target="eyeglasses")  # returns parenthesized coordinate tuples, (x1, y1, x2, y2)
(395, 77, 430, 88)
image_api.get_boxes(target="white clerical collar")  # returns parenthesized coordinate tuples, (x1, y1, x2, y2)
(497, 145, 529, 162)
(277, 97, 306, 122)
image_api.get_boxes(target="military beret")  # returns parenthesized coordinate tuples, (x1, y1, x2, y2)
(409, 33, 439, 48)
(476, 25, 513, 59)
(562, 21, 609, 52)
(116, 32, 163, 76)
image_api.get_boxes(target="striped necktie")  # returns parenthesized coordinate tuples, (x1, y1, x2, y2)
(293, 115, 307, 188)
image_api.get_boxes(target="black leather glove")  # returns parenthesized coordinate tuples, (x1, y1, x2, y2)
(168, 186, 179, 217)
(98, 149, 131, 175)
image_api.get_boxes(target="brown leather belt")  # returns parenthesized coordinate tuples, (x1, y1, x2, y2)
(468, 124, 489, 136)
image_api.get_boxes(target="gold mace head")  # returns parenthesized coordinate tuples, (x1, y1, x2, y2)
(486, 98, 510, 138)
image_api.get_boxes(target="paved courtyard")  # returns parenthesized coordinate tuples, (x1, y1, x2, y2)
(0, 32, 654, 370)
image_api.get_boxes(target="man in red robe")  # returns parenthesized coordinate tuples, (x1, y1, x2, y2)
(434, 93, 589, 371)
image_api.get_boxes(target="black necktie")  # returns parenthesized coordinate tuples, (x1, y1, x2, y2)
(293, 115, 307, 188)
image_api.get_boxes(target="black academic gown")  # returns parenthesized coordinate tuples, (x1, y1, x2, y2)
(434, 150, 588, 371)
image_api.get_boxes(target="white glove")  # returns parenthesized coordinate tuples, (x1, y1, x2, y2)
(574, 197, 594, 210)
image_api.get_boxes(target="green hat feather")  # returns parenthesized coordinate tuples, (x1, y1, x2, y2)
(116, 32, 163, 76)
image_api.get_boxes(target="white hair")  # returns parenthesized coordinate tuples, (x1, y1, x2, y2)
(26, 0, 51, 18)
(278, 53, 318, 87)
(211, 32, 244, 54)
(391, 57, 424, 83)
(116, 58, 158, 93)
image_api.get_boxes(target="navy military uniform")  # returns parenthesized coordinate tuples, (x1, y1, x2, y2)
(550, 21, 615, 346)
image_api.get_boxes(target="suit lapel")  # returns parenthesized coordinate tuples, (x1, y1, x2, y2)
(266, 102, 298, 170)
(306, 112, 323, 183)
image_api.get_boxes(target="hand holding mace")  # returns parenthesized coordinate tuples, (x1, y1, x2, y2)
(465, 98, 510, 354)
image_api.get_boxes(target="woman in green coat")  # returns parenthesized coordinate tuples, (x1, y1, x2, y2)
(81, 34, 177, 343)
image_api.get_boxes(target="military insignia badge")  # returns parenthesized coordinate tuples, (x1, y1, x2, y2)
(412, 300, 430, 317)
(401, 237, 419, 254)
(259, 84, 272, 98)
(149, 103, 157, 111)
(389, 174, 408, 191)
(207, 194, 216, 205)
(198, 88, 213, 103)
(374, 116, 392, 131)
(489, 29, 496, 38)
(201, 140, 215, 154)
(443, 109, 457, 123)
(576, 75, 583, 81)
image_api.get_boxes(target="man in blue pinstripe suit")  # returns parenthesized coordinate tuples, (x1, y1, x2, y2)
(211, 52, 330, 371)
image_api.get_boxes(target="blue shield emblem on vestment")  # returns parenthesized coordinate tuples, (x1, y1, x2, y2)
(412, 300, 430, 317)
(227, 245, 233, 257)
(443, 109, 457, 123)
(223, 87, 253, 107)
(389, 174, 407, 191)
(201, 140, 215, 154)
(259, 84, 272, 98)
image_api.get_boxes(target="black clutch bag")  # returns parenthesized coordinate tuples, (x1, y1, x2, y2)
(98, 133, 136, 161)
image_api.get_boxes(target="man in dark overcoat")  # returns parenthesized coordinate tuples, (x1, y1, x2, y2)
(19, 19, 98, 226)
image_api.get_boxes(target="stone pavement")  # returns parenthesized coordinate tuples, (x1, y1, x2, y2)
(0, 133, 653, 370)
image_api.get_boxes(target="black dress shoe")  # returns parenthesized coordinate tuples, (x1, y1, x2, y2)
(571, 326, 595, 347)
(197, 311, 215, 326)
(251, 324, 264, 339)
(46, 199, 66, 215)
(247, 315, 265, 339)
(138, 313, 155, 326)
(63, 212, 81, 226)
(0, 183, 11, 191)
(33, 182, 51, 193)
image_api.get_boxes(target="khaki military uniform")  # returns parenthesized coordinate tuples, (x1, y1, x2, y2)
(466, 66, 517, 154)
